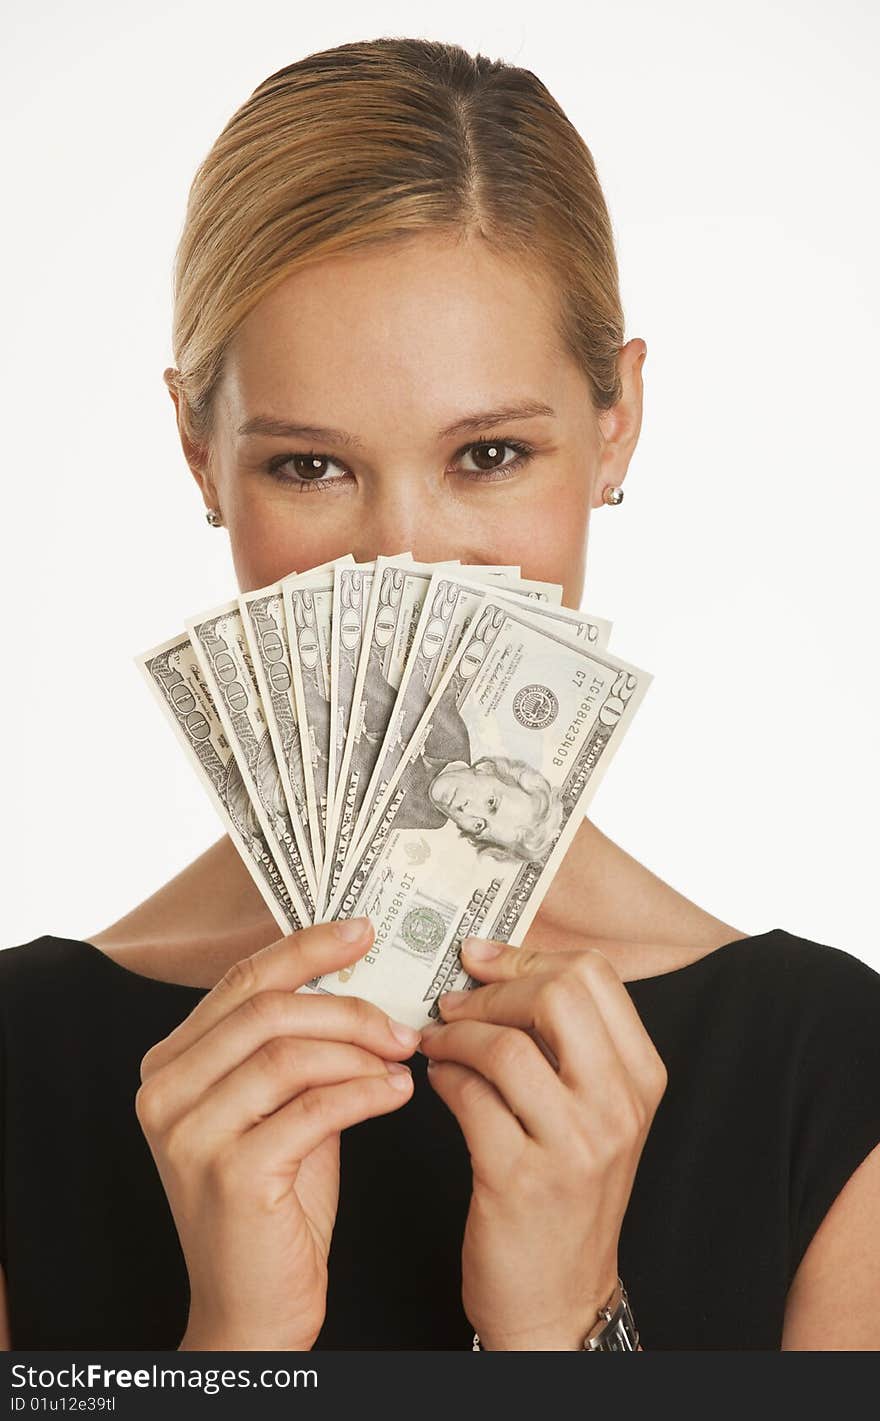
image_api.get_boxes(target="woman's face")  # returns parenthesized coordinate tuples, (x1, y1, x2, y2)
(173, 232, 645, 608)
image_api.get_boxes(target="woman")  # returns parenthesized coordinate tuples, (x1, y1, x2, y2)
(2, 36, 878, 1351)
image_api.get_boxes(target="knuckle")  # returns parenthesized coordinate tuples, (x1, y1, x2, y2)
(245, 989, 290, 1032)
(258, 1034, 301, 1076)
(139, 1044, 161, 1083)
(134, 1080, 166, 1133)
(582, 948, 615, 981)
(297, 1086, 328, 1122)
(648, 1054, 669, 1101)
(513, 947, 543, 976)
(486, 1028, 530, 1075)
(629, 1091, 651, 1134)
(345, 994, 373, 1033)
(538, 971, 585, 1013)
(219, 954, 261, 1000)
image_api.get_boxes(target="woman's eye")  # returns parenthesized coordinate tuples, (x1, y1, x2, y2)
(487, 795, 498, 810)
(456, 440, 532, 480)
(264, 452, 351, 490)
(263, 438, 533, 490)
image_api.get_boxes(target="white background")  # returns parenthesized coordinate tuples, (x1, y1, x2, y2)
(2, 1, 877, 968)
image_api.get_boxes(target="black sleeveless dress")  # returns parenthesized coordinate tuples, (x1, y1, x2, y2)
(1, 929, 879, 1350)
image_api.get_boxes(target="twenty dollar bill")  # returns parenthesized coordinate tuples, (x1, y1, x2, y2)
(307, 596, 651, 1026)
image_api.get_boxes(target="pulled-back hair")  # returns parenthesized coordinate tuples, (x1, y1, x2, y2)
(165, 37, 625, 446)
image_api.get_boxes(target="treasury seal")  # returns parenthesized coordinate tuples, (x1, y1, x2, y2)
(512, 683, 559, 729)
(400, 905, 446, 957)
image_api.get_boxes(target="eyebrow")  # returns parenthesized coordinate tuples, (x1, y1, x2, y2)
(236, 401, 556, 446)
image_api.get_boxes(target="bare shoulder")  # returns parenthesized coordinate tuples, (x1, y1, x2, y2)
(783, 1138, 880, 1349)
(87, 836, 281, 986)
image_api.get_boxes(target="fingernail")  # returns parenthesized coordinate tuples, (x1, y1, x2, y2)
(334, 917, 371, 942)
(386, 1063, 413, 1091)
(439, 990, 467, 1011)
(389, 1018, 420, 1047)
(462, 937, 502, 960)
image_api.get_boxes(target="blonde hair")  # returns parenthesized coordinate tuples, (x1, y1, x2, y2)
(165, 37, 625, 447)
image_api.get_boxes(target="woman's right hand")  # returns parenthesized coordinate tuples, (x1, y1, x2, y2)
(135, 917, 420, 1351)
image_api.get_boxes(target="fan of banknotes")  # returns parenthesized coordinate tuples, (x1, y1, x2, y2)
(136, 553, 652, 1027)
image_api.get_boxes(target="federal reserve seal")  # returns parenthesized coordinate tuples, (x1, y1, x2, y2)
(512, 683, 559, 729)
(400, 905, 446, 958)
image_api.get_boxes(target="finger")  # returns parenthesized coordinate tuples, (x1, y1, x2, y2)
(233, 1069, 414, 1184)
(438, 970, 628, 1101)
(143, 989, 422, 1122)
(565, 951, 669, 1101)
(154, 1036, 410, 1151)
(419, 1019, 567, 1144)
(460, 937, 667, 1101)
(141, 919, 380, 1076)
(424, 1058, 524, 1179)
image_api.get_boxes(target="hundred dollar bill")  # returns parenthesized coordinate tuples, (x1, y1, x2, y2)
(316, 555, 460, 916)
(311, 596, 651, 1026)
(239, 577, 320, 908)
(327, 561, 375, 832)
(185, 600, 314, 927)
(281, 556, 355, 877)
(136, 631, 303, 934)
(347, 570, 600, 853)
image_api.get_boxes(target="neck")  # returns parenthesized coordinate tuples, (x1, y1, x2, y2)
(92, 820, 745, 987)
(527, 816, 743, 957)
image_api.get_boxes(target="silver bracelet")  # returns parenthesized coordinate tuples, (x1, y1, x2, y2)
(471, 1276, 639, 1351)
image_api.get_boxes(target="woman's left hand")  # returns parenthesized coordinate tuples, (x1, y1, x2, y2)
(420, 935, 668, 1350)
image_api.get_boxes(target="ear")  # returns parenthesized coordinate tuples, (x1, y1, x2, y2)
(592, 340, 647, 508)
(163, 367, 220, 510)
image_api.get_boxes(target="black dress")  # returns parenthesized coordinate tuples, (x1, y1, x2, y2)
(1, 929, 879, 1350)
